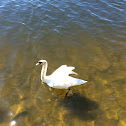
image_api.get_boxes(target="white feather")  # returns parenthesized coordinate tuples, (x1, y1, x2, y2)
(36, 60, 87, 89)
(51, 65, 78, 77)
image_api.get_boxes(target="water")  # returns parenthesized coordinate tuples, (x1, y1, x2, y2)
(0, 0, 126, 125)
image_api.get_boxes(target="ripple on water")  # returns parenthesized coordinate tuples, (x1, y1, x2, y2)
(0, 0, 126, 125)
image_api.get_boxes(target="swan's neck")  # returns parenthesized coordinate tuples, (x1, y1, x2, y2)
(41, 62, 48, 81)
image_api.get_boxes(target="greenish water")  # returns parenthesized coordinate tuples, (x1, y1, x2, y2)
(0, 0, 126, 126)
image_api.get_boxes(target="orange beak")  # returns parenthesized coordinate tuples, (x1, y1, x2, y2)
(36, 63, 40, 66)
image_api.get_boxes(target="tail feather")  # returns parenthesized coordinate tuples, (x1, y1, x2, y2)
(70, 77, 87, 87)
(77, 79, 87, 85)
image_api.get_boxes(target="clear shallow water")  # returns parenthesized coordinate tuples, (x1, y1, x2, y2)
(0, 0, 126, 126)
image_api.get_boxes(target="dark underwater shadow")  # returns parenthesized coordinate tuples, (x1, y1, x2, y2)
(59, 93, 99, 121)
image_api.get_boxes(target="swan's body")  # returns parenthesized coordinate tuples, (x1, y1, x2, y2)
(36, 60, 87, 89)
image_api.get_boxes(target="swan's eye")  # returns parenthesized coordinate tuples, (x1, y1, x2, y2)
(39, 62, 42, 64)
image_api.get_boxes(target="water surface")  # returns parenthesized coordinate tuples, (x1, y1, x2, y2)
(0, 0, 126, 126)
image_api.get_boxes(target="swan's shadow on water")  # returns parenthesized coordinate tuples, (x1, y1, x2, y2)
(59, 93, 99, 121)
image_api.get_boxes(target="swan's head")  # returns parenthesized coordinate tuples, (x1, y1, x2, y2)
(36, 60, 47, 66)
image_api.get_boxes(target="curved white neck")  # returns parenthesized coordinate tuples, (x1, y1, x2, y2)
(41, 61, 48, 81)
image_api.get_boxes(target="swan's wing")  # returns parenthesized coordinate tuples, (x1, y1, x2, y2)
(51, 65, 78, 77)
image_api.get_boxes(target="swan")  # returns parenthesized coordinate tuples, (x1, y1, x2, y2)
(36, 60, 87, 96)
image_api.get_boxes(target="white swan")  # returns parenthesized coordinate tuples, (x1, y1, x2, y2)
(36, 60, 87, 96)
